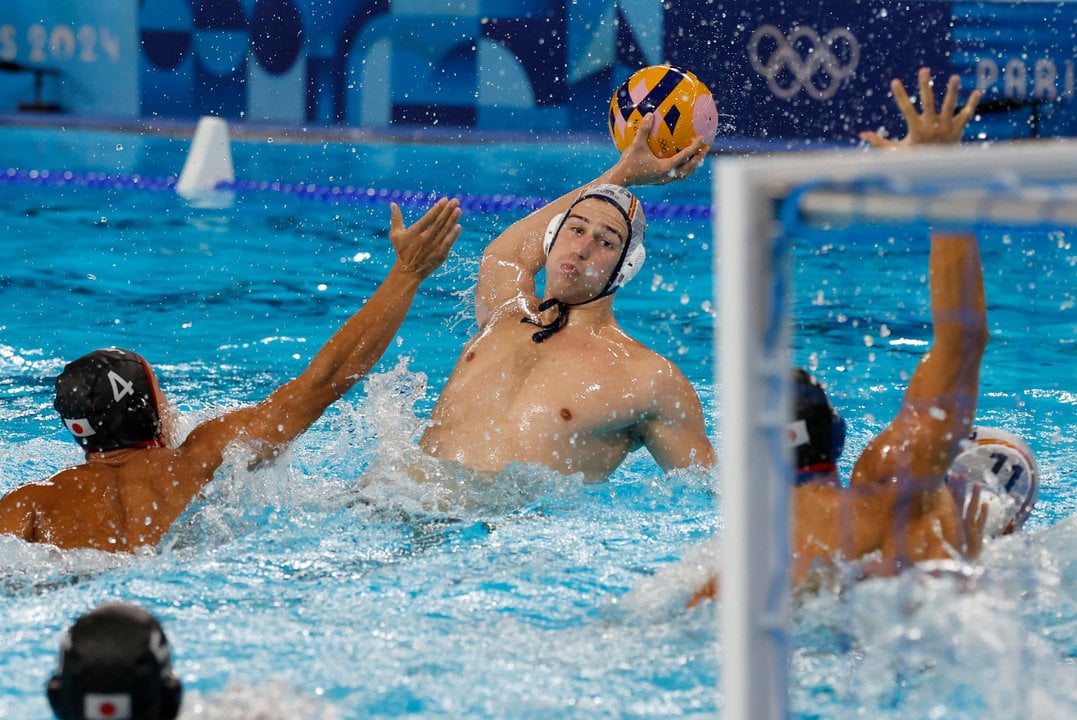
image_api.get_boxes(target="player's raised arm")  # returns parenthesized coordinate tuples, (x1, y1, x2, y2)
(176, 198, 462, 476)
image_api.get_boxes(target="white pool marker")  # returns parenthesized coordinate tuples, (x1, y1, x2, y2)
(177, 116, 235, 207)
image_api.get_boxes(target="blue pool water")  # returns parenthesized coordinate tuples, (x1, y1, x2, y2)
(0, 125, 1075, 719)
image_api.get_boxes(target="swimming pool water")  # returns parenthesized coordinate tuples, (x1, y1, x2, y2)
(1, 126, 1075, 719)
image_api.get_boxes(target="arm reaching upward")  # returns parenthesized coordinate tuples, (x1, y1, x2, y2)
(0, 198, 463, 551)
(175, 198, 462, 479)
(855, 67, 987, 485)
(851, 233, 987, 489)
(474, 113, 707, 326)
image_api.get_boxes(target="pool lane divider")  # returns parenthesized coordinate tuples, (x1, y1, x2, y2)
(0, 166, 713, 221)
(1, 115, 710, 219)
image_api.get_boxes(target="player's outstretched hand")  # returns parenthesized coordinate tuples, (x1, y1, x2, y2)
(860, 66, 981, 149)
(389, 197, 462, 279)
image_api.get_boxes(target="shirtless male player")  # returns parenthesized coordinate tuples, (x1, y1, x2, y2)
(0, 199, 461, 551)
(418, 112, 717, 483)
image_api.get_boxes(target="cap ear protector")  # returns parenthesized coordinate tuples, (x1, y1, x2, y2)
(542, 212, 564, 256)
(542, 211, 646, 291)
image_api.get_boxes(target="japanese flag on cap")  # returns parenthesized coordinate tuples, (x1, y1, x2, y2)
(84, 693, 132, 719)
(787, 419, 810, 449)
(63, 417, 97, 439)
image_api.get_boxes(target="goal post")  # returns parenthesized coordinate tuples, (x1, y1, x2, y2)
(714, 139, 1077, 720)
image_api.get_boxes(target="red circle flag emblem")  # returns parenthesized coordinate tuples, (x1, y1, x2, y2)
(63, 417, 97, 438)
(84, 692, 132, 719)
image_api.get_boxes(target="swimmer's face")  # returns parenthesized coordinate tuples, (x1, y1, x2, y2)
(545, 198, 629, 302)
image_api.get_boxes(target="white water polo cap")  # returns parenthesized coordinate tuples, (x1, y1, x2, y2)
(946, 426, 1039, 536)
(542, 183, 647, 296)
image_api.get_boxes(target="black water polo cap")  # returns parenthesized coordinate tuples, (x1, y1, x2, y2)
(46, 602, 182, 720)
(54, 349, 161, 453)
(789, 368, 846, 482)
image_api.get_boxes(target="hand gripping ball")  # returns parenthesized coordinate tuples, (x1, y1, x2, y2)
(608, 65, 719, 158)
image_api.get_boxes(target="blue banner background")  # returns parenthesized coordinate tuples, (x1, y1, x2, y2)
(1, 0, 1074, 145)
(0, 0, 136, 116)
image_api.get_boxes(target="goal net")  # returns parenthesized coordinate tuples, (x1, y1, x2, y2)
(713, 139, 1077, 720)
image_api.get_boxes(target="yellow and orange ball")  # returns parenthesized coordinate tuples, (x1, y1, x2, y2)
(608, 65, 718, 158)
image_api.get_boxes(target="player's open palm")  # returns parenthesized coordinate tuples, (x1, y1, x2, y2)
(389, 197, 462, 279)
(860, 66, 981, 149)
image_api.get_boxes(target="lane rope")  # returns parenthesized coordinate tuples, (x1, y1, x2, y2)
(0, 167, 713, 221)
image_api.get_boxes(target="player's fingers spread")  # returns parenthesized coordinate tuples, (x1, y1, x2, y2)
(670, 138, 704, 172)
(940, 75, 960, 119)
(683, 152, 705, 174)
(632, 113, 655, 148)
(917, 67, 938, 117)
(443, 222, 462, 250)
(429, 223, 461, 266)
(890, 79, 916, 119)
(859, 131, 892, 149)
(389, 202, 404, 234)
(957, 89, 982, 122)
(433, 202, 462, 238)
(417, 197, 451, 234)
(685, 137, 707, 166)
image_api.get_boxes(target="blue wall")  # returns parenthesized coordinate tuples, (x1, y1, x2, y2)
(2, 0, 1075, 145)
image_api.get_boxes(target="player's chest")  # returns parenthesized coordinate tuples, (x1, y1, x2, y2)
(461, 325, 637, 398)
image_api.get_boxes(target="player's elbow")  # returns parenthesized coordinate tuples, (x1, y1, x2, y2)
(935, 317, 988, 358)
(964, 319, 990, 357)
(665, 443, 717, 473)
(697, 444, 719, 470)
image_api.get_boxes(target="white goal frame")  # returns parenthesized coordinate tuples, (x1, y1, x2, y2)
(714, 139, 1077, 720)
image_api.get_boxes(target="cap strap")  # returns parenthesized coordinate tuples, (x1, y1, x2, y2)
(521, 298, 569, 343)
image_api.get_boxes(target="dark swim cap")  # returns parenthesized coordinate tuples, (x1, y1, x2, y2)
(47, 603, 183, 720)
(54, 349, 162, 453)
(788, 368, 846, 483)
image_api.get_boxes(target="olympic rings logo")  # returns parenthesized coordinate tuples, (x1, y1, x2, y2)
(748, 24, 861, 101)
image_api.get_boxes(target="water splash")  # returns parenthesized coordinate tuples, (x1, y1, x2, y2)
(0, 534, 135, 595)
(180, 680, 342, 720)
